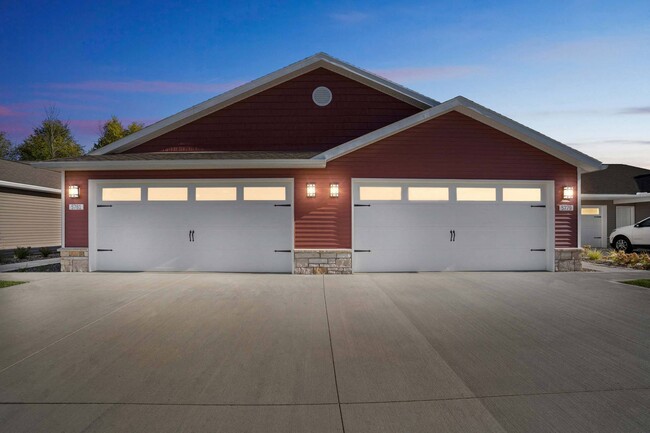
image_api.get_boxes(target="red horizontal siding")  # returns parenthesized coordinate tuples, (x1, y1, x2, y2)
(126, 68, 421, 153)
(66, 112, 577, 249)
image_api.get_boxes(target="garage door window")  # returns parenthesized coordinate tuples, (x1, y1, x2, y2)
(408, 187, 449, 201)
(196, 187, 237, 201)
(581, 207, 600, 215)
(503, 187, 542, 202)
(102, 188, 141, 202)
(359, 187, 402, 201)
(148, 187, 188, 201)
(457, 187, 496, 201)
(243, 187, 286, 201)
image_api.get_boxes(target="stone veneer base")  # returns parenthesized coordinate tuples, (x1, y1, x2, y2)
(59, 247, 89, 272)
(555, 248, 583, 272)
(294, 249, 352, 274)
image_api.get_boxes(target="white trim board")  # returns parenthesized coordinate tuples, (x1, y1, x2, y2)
(89, 53, 438, 156)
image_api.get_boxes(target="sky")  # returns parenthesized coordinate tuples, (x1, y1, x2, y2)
(0, 0, 648, 167)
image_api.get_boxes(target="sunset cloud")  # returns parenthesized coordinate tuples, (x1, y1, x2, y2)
(372, 66, 480, 82)
(0, 105, 19, 116)
(619, 106, 650, 115)
(39, 79, 245, 94)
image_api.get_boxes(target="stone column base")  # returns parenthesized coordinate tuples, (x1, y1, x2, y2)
(59, 248, 89, 272)
(294, 250, 352, 274)
(555, 248, 582, 272)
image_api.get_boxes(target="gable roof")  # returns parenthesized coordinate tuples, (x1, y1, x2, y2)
(91, 53, 439, 156)
(582, 164, 650, 194)
(34, 96, 603, 172)
(314, 96, 603, 172)
(0, 159, 61, 193)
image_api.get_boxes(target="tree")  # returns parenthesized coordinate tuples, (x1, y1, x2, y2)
(0, 131, 16, 160)
(92, 116, 144, 151)
(14, 108, 84, 160)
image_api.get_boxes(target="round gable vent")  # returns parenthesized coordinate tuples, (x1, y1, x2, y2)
(312, 86, 332, 107)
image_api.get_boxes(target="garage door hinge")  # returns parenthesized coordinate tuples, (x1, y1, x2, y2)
(354, 249, 371, 252)
(530, 249, 546, 252)
(97, 204, 112, 208)
(530, 205, 546, 208)
(97, 249, 113, 252)
(274, 249, 292, 253)
(274, 204, 291, 207)
(354, 204, 371, 207)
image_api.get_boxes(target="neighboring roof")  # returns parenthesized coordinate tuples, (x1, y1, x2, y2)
(314, 96, 604, 172)
(51, 151, 320, 161)
(0, 159, 61, 193)
(91, 52, 439, 156)
(34, 152, 325, 171)
(34, 96, 604, 172)
(581, 164, 650, 194)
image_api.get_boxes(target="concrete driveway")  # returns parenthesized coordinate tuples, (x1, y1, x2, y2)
(0, 271, 649, 432)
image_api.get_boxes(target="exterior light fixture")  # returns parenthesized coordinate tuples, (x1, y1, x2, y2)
(563, 186, 574, 201)
(68, 185, 80, 198)
(330, 183, 339, 198)
(306, 182, 316, 198)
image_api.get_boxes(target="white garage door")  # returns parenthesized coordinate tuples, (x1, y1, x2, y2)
(353, 180, 553, 272)
(90, 180, 293, 272)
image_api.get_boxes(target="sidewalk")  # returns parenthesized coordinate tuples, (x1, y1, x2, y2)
(0, 258, 60, 273)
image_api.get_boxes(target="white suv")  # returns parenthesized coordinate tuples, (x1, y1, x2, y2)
(609, 217, 650, 252)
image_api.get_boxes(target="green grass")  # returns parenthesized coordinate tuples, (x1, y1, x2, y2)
(0, 280, 26, 288)
(621, 279, 650, 288)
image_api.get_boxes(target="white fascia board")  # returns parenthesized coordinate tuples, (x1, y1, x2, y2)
(32, 159, 326, 171)
(316, 96, 604, 172)
(316, 98, 462, 161)
(0, 179, 61, 194)
(583, 193, 650, 204)
(91, 53, 437, 156)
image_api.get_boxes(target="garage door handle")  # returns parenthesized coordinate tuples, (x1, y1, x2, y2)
(354, 204, 371, 207)
(274, 250, 291, 253)
(189, 230, 195, 242)
(450, 230, 453, 242)
(531, 205, 546, 208)
(274, 204, 291, 207)
(530, 249, 546, 252)
(453, 230, 456, 242)
(354, 249, 371, 252)
(97, 249, 113, 252)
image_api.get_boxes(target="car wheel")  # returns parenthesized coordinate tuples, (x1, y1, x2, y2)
(613, 236, 633, 253)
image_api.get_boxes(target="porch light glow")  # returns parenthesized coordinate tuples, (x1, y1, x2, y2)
(68, 185, 80, 198)
(563, 186, 574, 201)
(330, 183, 339, 198)
(306, 182, 316, 198)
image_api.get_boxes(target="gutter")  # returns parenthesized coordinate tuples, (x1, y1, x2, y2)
(31, 158, 327, 171)
(0, 179, 61, 194)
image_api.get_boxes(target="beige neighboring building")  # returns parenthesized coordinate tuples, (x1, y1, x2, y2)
(0, 159, 61, 251)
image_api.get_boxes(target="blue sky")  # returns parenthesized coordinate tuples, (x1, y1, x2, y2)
(1, 0, 648, 167)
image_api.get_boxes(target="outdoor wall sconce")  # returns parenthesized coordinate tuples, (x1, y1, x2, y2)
(563, 186, 574, 201)
(330, 183, 339, 198)
(68, 185, 80, 198)
(306, 182, 316, 198)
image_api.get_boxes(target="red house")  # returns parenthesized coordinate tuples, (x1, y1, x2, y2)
(37, 53, 602, 273)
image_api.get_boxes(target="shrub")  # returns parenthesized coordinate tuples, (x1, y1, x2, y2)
(606, 250, 650, 269)
(39, 247, 51, 258)
(582, 245, 603, 260)
(584, 248, 602, 261)
(13, 246, 31, 260)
